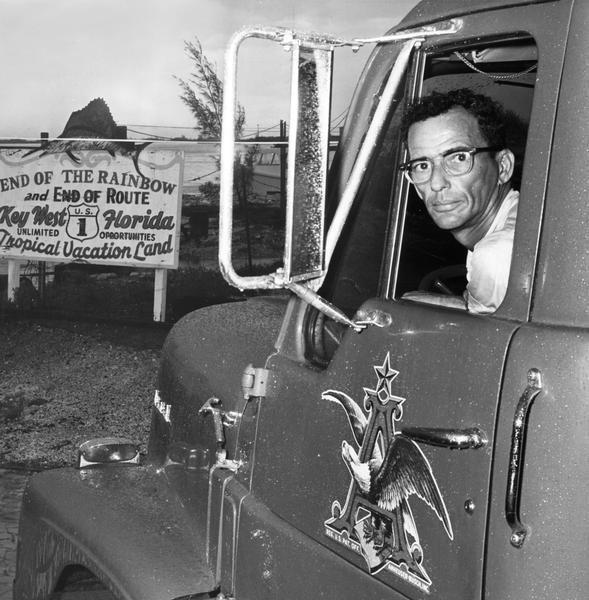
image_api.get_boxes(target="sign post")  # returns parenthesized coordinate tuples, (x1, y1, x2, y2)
(7, 259, 21, 302)
(153, 268, 167, 322)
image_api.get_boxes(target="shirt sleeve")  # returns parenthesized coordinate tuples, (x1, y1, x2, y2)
(466, 232, 514, 314)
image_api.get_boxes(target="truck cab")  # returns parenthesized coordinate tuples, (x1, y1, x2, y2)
(14, 1, 589, 599)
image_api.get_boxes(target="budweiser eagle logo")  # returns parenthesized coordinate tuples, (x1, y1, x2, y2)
(323, 353, 453, 592)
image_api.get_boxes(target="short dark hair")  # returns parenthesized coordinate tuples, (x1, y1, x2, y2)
(401, 88, 509, 148)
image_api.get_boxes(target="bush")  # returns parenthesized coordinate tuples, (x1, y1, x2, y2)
(0, 210, 285, 323)
(167, 266, 245, 319)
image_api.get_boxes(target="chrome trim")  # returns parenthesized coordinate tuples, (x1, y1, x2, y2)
(352, 19, 462, 45)
(287, 281, 363, 330)
(199, 397, 242, 471)
(241, 364, 270, 399)
(323, 39, 419, 274)
(402, 426, 488, 450)
(219, 28, 286, 291)
(353, 307, 393, 328)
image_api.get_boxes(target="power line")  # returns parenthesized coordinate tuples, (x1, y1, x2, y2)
(126, 128, 177, 140)
(251, 175, 282, 191)
(239, 123, 283, 139)
(330, 107, 349, 125)
(185, 167, 220, 183)
(331, 113, 347, 129)
(125, 123, 198, 130)
(123, 120, 343, 143)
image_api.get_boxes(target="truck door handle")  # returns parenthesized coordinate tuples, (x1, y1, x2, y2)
(505, 368, 543, 548)
(401, 426, 487, 449)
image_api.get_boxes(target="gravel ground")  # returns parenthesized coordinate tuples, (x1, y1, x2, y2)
(0, 317, 170, 469)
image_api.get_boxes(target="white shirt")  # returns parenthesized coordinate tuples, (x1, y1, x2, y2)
(465, 189, 519, 314)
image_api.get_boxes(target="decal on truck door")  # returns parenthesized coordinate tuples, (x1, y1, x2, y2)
(323, 353, 453, 592)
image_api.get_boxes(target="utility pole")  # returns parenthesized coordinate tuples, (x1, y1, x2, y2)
(279, 119, 287, 218)
(38, 131, 49, 301)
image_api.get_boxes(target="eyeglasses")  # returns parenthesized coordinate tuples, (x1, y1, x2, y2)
(399, 146, 500, 185)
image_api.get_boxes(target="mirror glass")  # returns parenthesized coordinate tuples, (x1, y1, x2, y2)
(284, 45, 333, 282)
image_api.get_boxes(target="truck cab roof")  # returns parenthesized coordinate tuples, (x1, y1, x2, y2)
(398, 0, 563, 29)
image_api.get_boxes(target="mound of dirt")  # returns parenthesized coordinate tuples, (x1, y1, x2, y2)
(0, 318, 169, 469)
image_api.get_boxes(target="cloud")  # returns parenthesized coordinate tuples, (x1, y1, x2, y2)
(1, 0, 419, 138)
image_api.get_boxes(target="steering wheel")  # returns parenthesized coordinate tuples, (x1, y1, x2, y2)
(418, 265, 467, 296)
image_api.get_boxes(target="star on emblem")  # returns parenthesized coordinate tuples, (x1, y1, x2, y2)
(363, 353, 404, 407)
(374, 354, 398, 399)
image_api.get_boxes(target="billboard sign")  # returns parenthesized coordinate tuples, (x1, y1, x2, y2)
(0, 148, 183, 268)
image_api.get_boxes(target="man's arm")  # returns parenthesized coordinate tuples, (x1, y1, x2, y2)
(466, 235, 513, 314)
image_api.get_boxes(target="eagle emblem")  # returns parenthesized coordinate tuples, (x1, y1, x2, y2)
(323, 353, 453, 592)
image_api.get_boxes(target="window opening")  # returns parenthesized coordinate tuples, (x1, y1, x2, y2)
(304, 36, 537, 366)
(320, 50, 410, 316)
(393, 37, 536, 314)
(453, 48, 537, 80)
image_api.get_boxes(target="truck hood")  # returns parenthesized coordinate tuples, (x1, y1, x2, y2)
(149, 295, 288, 465)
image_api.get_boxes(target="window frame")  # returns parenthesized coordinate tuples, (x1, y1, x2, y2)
(383, 34, 539, 319)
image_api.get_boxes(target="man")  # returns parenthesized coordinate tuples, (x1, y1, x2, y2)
(400, 88, 518, 314)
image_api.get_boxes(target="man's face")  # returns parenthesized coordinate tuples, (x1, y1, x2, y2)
(406, 107, 504, 235)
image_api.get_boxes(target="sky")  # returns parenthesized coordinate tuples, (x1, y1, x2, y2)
(1, 0, 419, 140)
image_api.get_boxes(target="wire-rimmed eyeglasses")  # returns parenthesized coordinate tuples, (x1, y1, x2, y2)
(399, 146, 500, 185)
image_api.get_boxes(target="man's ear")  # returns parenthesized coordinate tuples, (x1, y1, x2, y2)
(497, 148, 515, 183)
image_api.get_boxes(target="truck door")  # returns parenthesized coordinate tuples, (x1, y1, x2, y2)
(485, 5, 589, 595)
(230, 4, 570, 599)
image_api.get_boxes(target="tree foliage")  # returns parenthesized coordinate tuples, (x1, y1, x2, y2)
(198, 180, 220, 205)
(177, 37, 258, 271)
(234, 146, 257, 207)
(176, 38, 245, 140)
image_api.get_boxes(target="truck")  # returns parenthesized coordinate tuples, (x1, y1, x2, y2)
(13, 0, 589, 598)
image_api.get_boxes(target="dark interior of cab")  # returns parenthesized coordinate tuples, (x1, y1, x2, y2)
(396, 38, 536, 297)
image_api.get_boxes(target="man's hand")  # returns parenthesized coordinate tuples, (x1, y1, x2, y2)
(401, 291, 467, 310)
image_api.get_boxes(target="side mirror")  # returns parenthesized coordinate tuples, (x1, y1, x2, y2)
(219, 27, 333, 290)
(219, 24, 460, 329)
